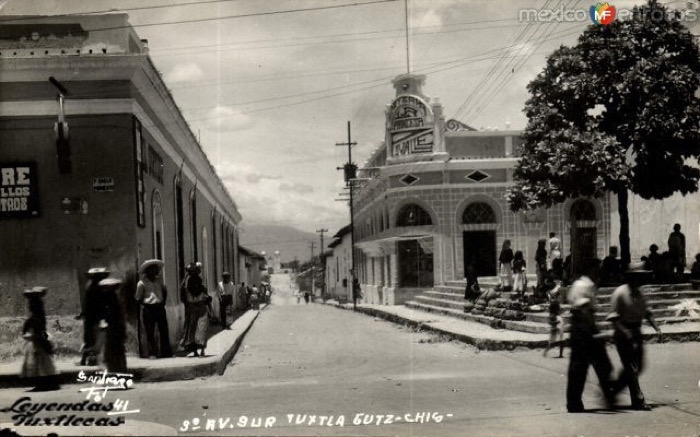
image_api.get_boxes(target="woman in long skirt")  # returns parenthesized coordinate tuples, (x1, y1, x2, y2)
(21, 287, 60, 391)
(182, 263, 210, 357)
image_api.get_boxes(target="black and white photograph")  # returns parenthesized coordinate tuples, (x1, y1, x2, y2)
(0, 0, 699, 435)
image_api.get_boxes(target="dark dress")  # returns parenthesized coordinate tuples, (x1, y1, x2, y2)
(183, 274, 210, 352)
(21, 316, 58, 382)
(102, 289, 127, 373)
(81, 279, 105, 365)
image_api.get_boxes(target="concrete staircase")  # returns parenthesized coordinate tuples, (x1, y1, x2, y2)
(405, 279, 700, 335)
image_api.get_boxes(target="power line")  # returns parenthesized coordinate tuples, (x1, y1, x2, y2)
(0, 0, 402, 31)
(149, 18, 522, 56)
(451, 0, 552, 121)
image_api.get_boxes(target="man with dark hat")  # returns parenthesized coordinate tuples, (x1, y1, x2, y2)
(80, 267, 109, 366)
(607, 273, 661, 410)
(135, 259, 172, 359)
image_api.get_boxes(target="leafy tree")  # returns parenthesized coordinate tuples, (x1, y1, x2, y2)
(508, 0, 700, 266)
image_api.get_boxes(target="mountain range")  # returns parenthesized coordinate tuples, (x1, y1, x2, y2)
(239, 225, 335, 263)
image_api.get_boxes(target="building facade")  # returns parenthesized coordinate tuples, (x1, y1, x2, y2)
(238, 246, 266, 288)
(325, 225, 352, 302)
(0, 15, 242, 351)
(352, 74, 612, 305)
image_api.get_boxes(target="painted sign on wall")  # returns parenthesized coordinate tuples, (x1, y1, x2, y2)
(388, 95, 434, 156)
(0, 163, 39, 219)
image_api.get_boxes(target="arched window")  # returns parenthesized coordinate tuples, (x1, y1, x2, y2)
(190, 190, 198, 261)
(212, 212, 218, 284)
(570, 199, 597, 221)
(396, 204, 432, 227)
(174, 176, 185, 285)
(462, 202, 496, 224)
(152, 190, 164, 262)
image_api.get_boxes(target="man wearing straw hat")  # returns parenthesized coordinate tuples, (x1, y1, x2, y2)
(135, 259, 172, 359)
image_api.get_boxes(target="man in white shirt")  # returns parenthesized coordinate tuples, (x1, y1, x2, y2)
(217, 272, 235, 329)
(135, 259, 172, 359)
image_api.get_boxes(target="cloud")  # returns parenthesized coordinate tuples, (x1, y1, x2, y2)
(279, 182, 314, 194)
(213, 160, 346, 232)
(164, 62, 205, 83)
(246, 172, 281, 183)
(205, 106, 256, 132)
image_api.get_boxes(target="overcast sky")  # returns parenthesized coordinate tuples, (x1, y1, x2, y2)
(2, 0, 696, 241)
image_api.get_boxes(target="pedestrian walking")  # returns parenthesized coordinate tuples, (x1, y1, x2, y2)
(182, 262, 211, 357)
(543, 283, 564, 358)
(607, 274, 661, 411)
(498, 240, 514, 291)
(217, 272, 235, 329)
(512, 250, 527, 298)
(667, 223, 686, 276)
(135, 259, 172, 359)
(80, 267, 109, 366)
(566, 276, 616, 412)
(99, 278, 127, 373)
(20, 287, 60, 391)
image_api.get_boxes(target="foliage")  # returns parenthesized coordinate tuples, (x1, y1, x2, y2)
(508, 0, 700, 212)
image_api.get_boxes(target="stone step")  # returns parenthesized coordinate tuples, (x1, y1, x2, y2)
(404, 300, 550, 334)
(414, 295, 465, 311)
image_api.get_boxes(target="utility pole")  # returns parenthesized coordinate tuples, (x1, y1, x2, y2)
(308, 241, 315, 300)
(336, 121, 358, 310)
(316, 228, 328, 302)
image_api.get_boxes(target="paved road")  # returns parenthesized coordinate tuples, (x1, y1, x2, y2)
(1, 273, 699, 436)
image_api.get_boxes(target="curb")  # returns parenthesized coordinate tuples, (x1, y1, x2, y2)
(0, 306, 265, 388)
(327, 301, 700, 351)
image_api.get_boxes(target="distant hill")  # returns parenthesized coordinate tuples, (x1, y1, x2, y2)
(239, 225, 319, 263)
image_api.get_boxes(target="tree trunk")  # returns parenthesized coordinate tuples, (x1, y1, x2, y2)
(617, 188, 631, 269)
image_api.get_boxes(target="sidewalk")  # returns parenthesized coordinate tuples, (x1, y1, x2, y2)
(0, 306, 265, 388)
(324, 300, 700, 351)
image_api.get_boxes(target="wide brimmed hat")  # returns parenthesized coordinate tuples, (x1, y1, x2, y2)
(186, 262, 201, 272)
(23, 286, 47, 297)
(99, 278, 122, 288)
(139, 259, 164, 273)
(87, 267, 110, 276)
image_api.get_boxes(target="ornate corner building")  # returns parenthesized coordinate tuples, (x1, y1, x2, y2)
(352, 74, 612, 305)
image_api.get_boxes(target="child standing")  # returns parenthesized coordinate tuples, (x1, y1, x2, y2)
(543, 284, 564, 358)
(512, 250, 527, 298)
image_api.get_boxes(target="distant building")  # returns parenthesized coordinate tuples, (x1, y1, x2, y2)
(325, 225, 352, 302)
(352, 74, 613, 305)
(0, 15, 242, 352)
(238, 246, 266, 287)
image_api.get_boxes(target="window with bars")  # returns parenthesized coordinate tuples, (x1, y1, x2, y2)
(462, 202, 496, 224)
(396, 204, 432, 227)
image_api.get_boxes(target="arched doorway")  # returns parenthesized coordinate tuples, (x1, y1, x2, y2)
(395, 203, 434, 287)
(570, 199, 598, 277)
(462, 201, 498, 277)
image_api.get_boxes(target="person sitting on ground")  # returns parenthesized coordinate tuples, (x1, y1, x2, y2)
(464, 264, 481, 303)
(690, 253, 700, 280)
(600, 246, 623, 286)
